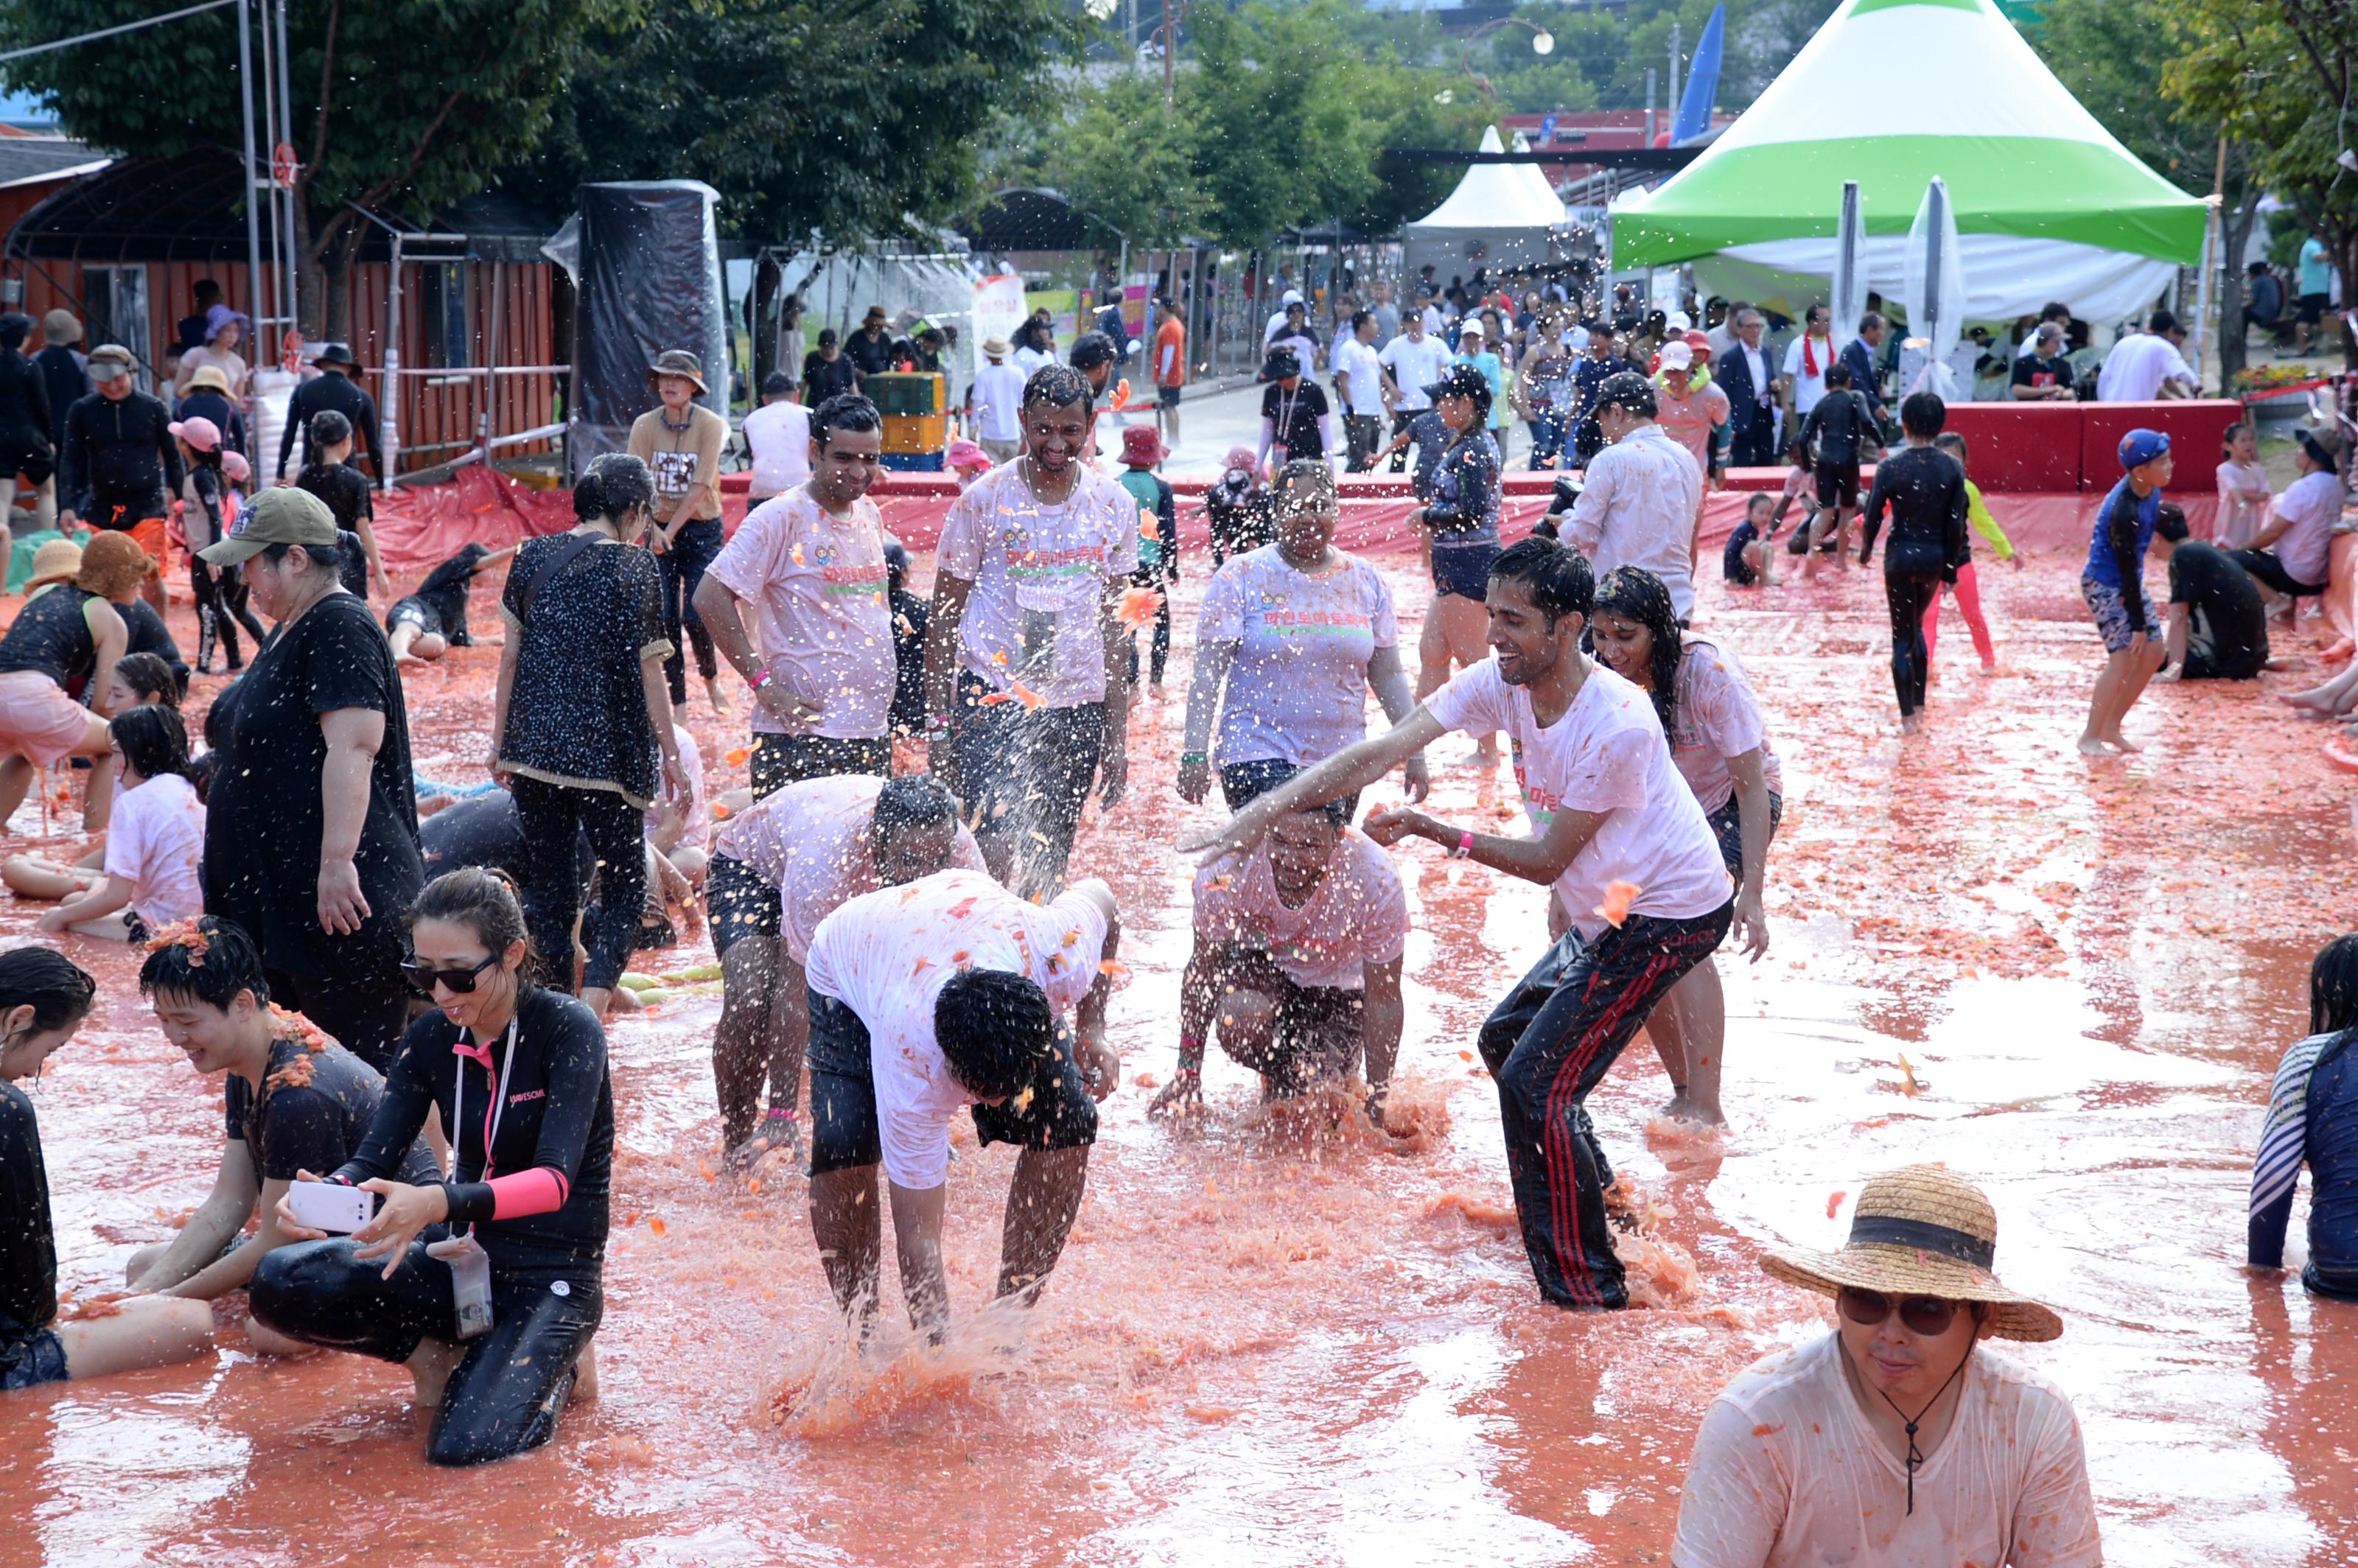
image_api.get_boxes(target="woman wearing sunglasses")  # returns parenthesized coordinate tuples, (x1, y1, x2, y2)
(251, 867, 613, 1467)
(1672, 1165, 2100, 1567)
(489, 452, 688, 1018)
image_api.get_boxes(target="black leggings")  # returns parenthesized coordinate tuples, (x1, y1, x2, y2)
(1885, 570, 1942, 717)
(2229, 547, 2327, 601)
(251, 1236, 602, 1468)
(509, 772, 646, 993)
(658, 517, 725, 704)
(189, 558, 267, 665)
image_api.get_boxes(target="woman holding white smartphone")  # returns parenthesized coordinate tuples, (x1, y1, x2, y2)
(253, 867, 614, 1467)
(126, 917, 440, 1349)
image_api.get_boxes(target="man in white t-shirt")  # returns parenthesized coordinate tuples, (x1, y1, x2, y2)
(1331, 309, 1388, 473)
(695, 393, 897, 795)
(704, 774, 987, 1164)
(1567, 372, 1705, 622)
(804, 867, 1120, 1334)
(741, 371, 812, 503)
(970, 337, 1027, 465)
(924, 365, 1138, 897)
(2094, 310, 2198, 402)
(1778, 304, 1836, 420)
(1379, 313, 1452, 475)
(1673, 1165, 2100, 1568)
(1185, 536, 1732, 1309)
(2233, 424, 2346, 610)
(1150, 802, 1406, 1119)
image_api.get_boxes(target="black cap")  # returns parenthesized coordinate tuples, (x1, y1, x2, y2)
(1421, 362, 1493, 410)
(1592, 371, 1658, 419)
(1263, 346, 1302, 380)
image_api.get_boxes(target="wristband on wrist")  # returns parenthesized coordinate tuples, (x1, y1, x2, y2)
(1177, 1034, 1206, 1072)
(1448, 829, 1474, 860)
(749, 666, 774, 691)
(1180, 751, 1208, 765)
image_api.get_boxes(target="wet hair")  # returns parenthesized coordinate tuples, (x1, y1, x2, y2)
(113, 651, 180, 710)
(0, 945, 97, 1036)
(1021, 364, 1094, 416)
(1934, 432, 1970, 466)
(882, 536, 911, 593)
(2153, 503, 2190, 544)
(574, 451, 654, 523)
(1067, 331, 1119, 374)
(760, 370, 794, 399)
(1488, 535, 1593, 626)
(1273, 458, 1337, 514)
(1899, 391, 1947, 439)
(1592, 565, 1684, 732)
(111, 704, 193, 783)
(1823, 361, 1853, 390)
(409, 867, 538, 987)
(138, 915, 269, 1012)
(933, 967, 1054, 1102)
(0, 313, 32, 351)
(870, 774, 956, 848)
(2313, 936, 2358, 1035)
(260, 535, 346, 574)
(812, 392, 881, 448)
(309, 410, 353, 448)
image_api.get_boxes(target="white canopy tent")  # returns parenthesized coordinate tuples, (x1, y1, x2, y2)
(1402, 127, 1570, 284)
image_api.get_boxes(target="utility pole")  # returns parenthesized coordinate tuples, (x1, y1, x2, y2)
(274, 0, 298, 339)
(1644, 67, 1655, 151)
(1668, 21, 1682, 136)
(236, 0, 263, 368)
(1162, 0, 1185, 108)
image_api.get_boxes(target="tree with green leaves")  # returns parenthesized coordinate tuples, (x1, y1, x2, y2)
(0, 0, 626, 340)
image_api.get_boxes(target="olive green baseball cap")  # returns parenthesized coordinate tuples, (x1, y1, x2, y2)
(198, 483, 337, 566)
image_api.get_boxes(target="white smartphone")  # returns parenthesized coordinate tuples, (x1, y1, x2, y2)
(285, 1182, 374, 1233)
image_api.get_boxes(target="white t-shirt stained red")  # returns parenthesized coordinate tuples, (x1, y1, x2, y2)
(1192, 828, 1407, 991)
(1197, 545, 1397, 769)
(1668, 637, 1782, 815)
(712, 773, 988, 963)
(106, 771, 204, 928)
(804, 868, 1112, 1190)
(1424, 659, 1729, 940)
(706, 487, 895, 741)
(936, 461, 1139, 709)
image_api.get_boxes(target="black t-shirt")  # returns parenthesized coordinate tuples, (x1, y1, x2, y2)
(223, 1037, 442, 1184)
(2011, 353, 2071, 393)
(0, 1082, 55, 1357)
(498, 534, 668, 806)
(122, 595, 186, 683)
(421, 788, 594, 895)
(296, 461, 374, 533)
(200, 593, 421, 979)
(802, 353, 857, 405)
(845, 328, 896, 377)
(2168, 540, 2270, 678)
(889, 587, 929, 738)
(389, 543, 490, 643)
(337, 986, 614, 1273)
(1261, 379, 1331, 460)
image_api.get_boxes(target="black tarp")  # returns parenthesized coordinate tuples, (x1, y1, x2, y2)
(570, 181, 729, 475)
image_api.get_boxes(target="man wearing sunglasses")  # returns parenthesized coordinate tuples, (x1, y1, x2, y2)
(1671, 1165, 2100, 1567)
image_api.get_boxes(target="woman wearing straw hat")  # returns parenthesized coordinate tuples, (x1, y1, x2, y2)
(1672, 1165, 2099, 1566)
(0, 532, 139, 830)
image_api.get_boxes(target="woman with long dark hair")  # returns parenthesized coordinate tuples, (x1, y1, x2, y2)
(1587, 564, 1780, 1127)
(253, 867, 613, 1466)
(0, 945, 214, 1390)
(37, 704, 203, 940)
(491, 452, 685, 1016)
(2250, 935, 2358, 1301)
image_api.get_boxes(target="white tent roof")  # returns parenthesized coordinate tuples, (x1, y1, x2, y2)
(1410, 127, 1567, 233)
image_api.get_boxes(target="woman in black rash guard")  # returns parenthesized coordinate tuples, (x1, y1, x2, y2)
(1857, 392, 1968, 735)
(0, 946, 214, 1390)
(252, 867, 613, 1466)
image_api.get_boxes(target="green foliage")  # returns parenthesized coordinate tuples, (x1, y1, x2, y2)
(527, 0, 1086, 244)
(2030, 0, 2212, 196)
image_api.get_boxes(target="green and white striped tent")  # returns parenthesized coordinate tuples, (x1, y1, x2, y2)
(1610, 0, 2206, 323)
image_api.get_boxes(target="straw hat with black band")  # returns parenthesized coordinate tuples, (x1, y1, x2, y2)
(1762, 1163, 2063, 1342)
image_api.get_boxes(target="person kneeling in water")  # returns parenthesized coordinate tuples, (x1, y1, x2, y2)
(804, 865, 1119, 1337)
(387, 542, 512, 665)
(0, 946, 215, 1391)
(709, 773, 987, 1169)
(252, 867, 612, 1466)
(127, 917, 440, 1350)
(1150, 800, 1405, 1120)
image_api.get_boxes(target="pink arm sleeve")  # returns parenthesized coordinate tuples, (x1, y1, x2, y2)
(485, 1168, 569, 1221)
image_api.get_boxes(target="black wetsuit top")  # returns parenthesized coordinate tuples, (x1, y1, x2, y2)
(61, 390, 183, 521)
(33, 346, 83, 455)
(0, 351, 55, 477)
(388, 544, 490, 643)
(0, 586, 97, 687)
(1859, 444, 1969, 580)
(335, 987, 613, 1273)
(122, 597, 188, 691)
(279, 371, 382, 480)
(0, 1082, 56, 1363)
(1799, 389, 1878, 467)
(225, 1038, 442, 1186)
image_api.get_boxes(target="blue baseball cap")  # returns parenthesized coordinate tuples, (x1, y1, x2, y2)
(2117, 428, 2170, 471)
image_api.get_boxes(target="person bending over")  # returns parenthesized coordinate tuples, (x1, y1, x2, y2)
(0, 530, 136, 830)
(2074, 430, 2173, 756)
(804, 865, 1119, 1337)
(2250, 934, 2358, 1301)
(707, 773, 984, 1168)
(1150, 801, 1404, 1120)
(1186, 537, 1732, 1310)
(38, 706, 203, 940)
(253, 868, 612, 1467)
(2149, 507, 2275, 683)
(1672, 1166, 2099, 1567)
(1587, 566, 1778, 1127)
(387, 542, 511, 665)
(0, 945, 215, 1390)
(127, 917, 439, 1351)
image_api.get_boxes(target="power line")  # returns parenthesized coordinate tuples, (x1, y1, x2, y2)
(0, 0, 239, 66)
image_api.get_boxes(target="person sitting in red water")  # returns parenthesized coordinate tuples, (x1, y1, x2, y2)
(1150, 800, 1406, 1120)
(802, 866, 1119, 1337)
(1671, 1165, 2100, 1567)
